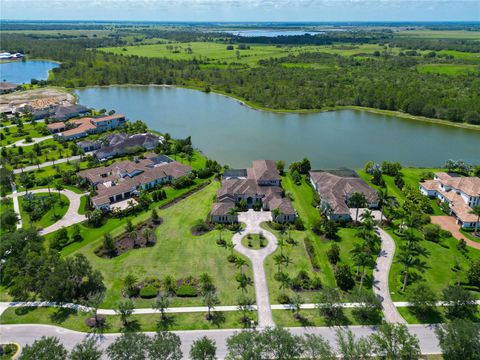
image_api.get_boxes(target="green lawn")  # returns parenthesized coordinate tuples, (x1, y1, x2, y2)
(56, 181, 254, 308)
(241, 233, 266, 250)
(0, 123, 48, 147)
(387, 227, 480, 301)
(273, 308, 379, 327)
(101, 42, 393, 66)
(0, 306, 257, 332)
(397, 306, 480, 324)
(78, 195, 88, 215)
(358, 167, 444, 204)
(396, 30, 480, 40)
(417, 64, 480, 76)
(18, 192, 69, 229)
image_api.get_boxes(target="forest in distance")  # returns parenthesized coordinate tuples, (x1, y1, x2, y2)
(1, 23, 480, 125)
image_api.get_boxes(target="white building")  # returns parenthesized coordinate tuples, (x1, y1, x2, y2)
(420, 172, 480, 229)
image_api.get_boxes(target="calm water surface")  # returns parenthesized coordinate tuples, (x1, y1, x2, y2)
(74, 86, 479, 168)
(0, 60, 58, 84)
(223, 30, 321, 37)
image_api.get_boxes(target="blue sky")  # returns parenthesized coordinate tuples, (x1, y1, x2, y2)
(1, 0, 479, 22)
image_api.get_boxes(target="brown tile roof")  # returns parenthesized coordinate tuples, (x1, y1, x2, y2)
(91, 114, 125, 123)
(310, 170, 378, 215)
(443, 177, 480, 197)
(47, 122, 66, 130)
(250, 160, 280, 182)
(420, 179, 438, 191)
(212, 201, 236, 216)
(268, 195, 295, 215)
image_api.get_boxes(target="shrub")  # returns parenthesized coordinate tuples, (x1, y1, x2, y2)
(139, 285, 157, 299)
(227, 254, 238, 263)
(277, 293, 290, 304)
(197, 167, 214, 179)
(294, 217, 305, 231)
(176, 285, 197, 297)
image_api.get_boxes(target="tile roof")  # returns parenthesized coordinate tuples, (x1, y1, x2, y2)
(212, 201, 236, 216)
(310, 170, 378, 215)
(251, 160, 280, 182)
(47, 122, 66, 130)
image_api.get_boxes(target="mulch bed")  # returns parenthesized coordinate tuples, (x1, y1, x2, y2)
(95, 218, 163, 258)
(191, 221, 215, 236)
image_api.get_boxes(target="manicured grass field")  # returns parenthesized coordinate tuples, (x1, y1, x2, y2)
(396, 30, 480, 40)
(0, 306, 257, 332)
(417, 64, 480, 76)
(101, 42, 391, 66)
(397, 306, 480, 324)
(18, 192, 69, 229)
(0, 123, 47, 147)
(387, 226, 480, 302)
(273, 308, 378, 327)
(241, 233, 266, 250)
(56, 181, 254, 308)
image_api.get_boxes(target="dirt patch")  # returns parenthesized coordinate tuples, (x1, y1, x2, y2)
(0, 87, 75, 114)
(95, 218, 163, 258)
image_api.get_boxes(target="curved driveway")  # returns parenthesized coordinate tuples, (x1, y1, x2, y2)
(8, 188, 87, 234)
(373, 227, 406, 324)
(5, 135, 53, 148)
(232, 210, 276, 328)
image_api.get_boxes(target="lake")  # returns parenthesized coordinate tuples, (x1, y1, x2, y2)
(0, 60, 58, 84)
(75, 86, 480, 169)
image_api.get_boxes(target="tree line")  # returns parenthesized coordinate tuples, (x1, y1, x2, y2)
(2, 33, 479, 124)
(16, 321, 480, 360)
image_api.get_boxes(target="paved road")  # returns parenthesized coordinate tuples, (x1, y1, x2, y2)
(232, 210, 276, 328)
(431, 216, 480, 250)
(5, 135, 52, 148)
(0, 324, 442, 359)
(12, 152, 93, 174)
(8, 188, 87, 234)
(373, 227, 406, 324)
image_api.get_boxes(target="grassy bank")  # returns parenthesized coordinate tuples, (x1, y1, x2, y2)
(0, 306, 257, 332)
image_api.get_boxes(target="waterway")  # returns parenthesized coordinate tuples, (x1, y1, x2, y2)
(0, 60, 58, 84)
(75, 86, 480, 168)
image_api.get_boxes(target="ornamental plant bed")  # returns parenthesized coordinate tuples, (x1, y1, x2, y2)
(85, 315, 106, 328)
(95, 217, 162, 258)
(191, 218, 215, 236)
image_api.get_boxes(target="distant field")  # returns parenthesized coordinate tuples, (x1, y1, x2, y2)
(396, 29, 480, 40)
(100, 42, 389, 65)
(417, 63, 480, 76)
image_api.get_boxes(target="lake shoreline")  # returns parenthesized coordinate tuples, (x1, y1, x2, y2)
(68, 83, 480, 131)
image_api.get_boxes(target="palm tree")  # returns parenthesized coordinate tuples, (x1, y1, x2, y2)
(226, 241, 236, 256)
(153, 293, 170, 321)
(227, 207, 238, 223)
(235, 257, 248, 274)
(129, 231, 138, 248)
(143, 227, 153, 245)
(55, 182, 64, 198)
(273, 254, 284, 273)
(290, 292, 304, 320)
(469, 205, 480, 236)
(236, 273, 253, 293)
(215, 223, 225, 242)
(203, 291, 220, 321)
(320, 201, 333, 218)
(377, 189, 396, 224)
(348, 192, 367, 223)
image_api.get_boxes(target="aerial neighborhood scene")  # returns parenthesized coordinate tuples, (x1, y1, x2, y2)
(0, 0, 479, 359)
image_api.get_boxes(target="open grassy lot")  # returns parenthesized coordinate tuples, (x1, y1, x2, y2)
(387, 226, 480, 302)
(396, 30, 480, 40)
(55, 181, 254, 308)
(417, 64, 480, 76)
(18, 192, 69, 229)
(100, 42, 392, 66)
(0, 306, 257, 332)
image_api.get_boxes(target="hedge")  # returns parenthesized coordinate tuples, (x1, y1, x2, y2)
(139, 285, 158, 299)
(176, 284, 197, 297)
